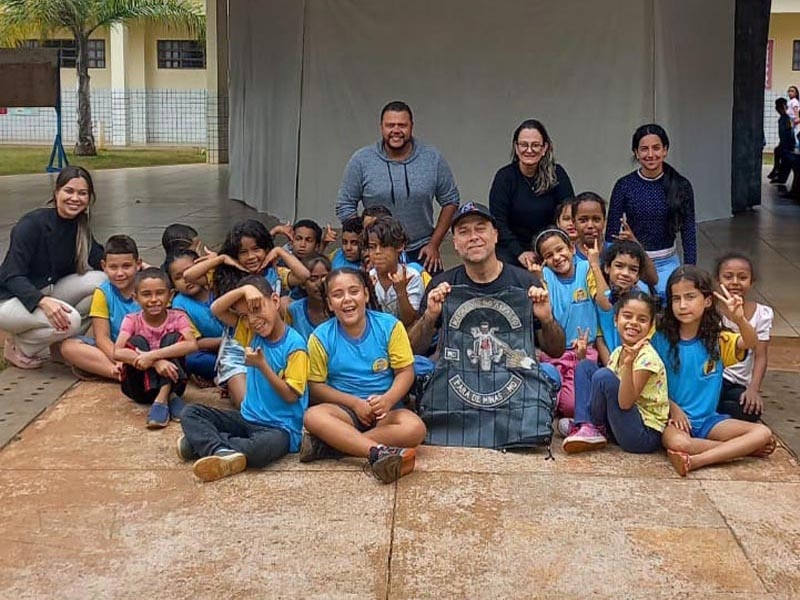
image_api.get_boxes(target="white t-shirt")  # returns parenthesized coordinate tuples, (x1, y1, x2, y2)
(722, 302, 773, 386)
(788, 98, 800, 135)
(370, 265, 424, 318)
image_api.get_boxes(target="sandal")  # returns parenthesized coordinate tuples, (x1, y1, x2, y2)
(751, 435, 776, 458)
(71, 365, 100, 382)
(4, 339, 44, 370)
(667, 449, 691, 477)
(146, 403, 170, 429)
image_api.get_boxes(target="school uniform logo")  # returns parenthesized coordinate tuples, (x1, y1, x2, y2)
(703, 359, 717, 376)
(372, 358, 389, 373)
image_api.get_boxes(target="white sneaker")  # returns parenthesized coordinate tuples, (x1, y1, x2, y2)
(556, 418, 574, 438)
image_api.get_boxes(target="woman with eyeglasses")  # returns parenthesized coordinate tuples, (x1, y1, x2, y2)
(489, 119, 574, 269)
(0, 166, 106, 369)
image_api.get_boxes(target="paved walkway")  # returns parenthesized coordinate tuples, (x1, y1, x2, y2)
(0, 165, 798, 598)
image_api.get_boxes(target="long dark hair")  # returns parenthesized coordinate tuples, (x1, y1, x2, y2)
(658, 265, 721, 371)
(213, 219, 274, 296)
(631, 124, 691, 240)
(321, 267, 379, 318)
(48, 166, 96, 274)
(511, 119, 558, 194)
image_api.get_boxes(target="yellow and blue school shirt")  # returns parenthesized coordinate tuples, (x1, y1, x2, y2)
(172, 293, 224, 339)
(329, 247, 361, 270)
(88, 280, 139, 340)
(240, 326, 309, 452)
(308, 310, 414, 399)
(651, 330, 745, 426)
(596, 294, 619, 351)
(286, 298, 328, 341)
(542, 259, 598, 344)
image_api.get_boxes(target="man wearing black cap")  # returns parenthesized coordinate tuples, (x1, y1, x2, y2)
(409, 202, 565, 358)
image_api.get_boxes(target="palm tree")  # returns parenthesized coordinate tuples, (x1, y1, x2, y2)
(0, 0, 204, 155)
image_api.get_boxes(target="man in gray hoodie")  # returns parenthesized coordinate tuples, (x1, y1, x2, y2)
(335, 101, 460, 273)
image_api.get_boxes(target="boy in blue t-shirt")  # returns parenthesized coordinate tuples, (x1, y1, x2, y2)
(329, 217, 363, 270)
(178, 276, 310, 482)
(61, 235, 142, 381)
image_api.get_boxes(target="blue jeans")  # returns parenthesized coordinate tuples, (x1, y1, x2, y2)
(181, 404, 289, 468)
(573, 361, 661, 454)
(185, 349, 217, 381)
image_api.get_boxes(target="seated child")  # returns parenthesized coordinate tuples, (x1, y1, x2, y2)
(534, 228, 607, 424)
(715, 252, 772, 422)
(162, 223, 202, 258)
(653, 266, 774, 476)
(300, 268, 426, 484)
(61, 235, 142, 381)
(165, 249, 224, 385)
(564, 291, 667, 454)
(184, 219, 309, 407)
(276, 219, 336, 299)
(178, 276, 309, 482)
(365, 217, 425, 327)
(286, 255, 331, 341)
(360, 206, 431, 286)
(114, 268, 198, 429)
(555, 199, 578, 244)
(330, 217, 363, 270)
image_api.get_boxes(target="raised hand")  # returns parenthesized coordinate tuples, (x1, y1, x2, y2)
(586, 238, 601, 268)
(221, 254, 248, 272)
(242, 284, 263, 313)
(620, 337, 649, 367)
(322, 224, 337, 245)
(270, 221, 294, 241)
(714, 283, 745, 322)
(425, 282, 451, 320)
(389, 265, 410, 293)
(244, 346, 267, 368)
(574, 327, 590, 360)
(518, 251, 537, 271)
(528, 285, 554, 322)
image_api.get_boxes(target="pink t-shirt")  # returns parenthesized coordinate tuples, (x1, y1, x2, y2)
(120, 309, 193, 350)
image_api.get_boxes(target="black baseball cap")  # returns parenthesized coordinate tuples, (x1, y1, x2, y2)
(450, 202, 497, 232)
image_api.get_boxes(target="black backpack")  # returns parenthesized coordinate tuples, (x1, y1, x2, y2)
(419, 285, 558, 452)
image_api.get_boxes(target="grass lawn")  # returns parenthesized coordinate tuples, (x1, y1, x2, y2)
(0, 145, 206, 176)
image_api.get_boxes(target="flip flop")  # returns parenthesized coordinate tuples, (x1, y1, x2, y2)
(667, 449, 691, 477)
(751, 435, 776, 458)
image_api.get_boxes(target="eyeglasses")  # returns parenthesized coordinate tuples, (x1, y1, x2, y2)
(516, 142, 545, 152)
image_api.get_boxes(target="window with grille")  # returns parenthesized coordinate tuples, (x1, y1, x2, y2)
(794, 40, 800, 70)
(157, 40, 206, 69)
(23, 39, 105, 68)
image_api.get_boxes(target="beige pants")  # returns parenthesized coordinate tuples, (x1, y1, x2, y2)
(0, 271, 107, 357)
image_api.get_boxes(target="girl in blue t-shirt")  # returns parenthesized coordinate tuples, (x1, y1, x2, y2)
(301, 267, 426, 484)
(166, 250, 224, 385)
(652, 266, 774, 476)
(534, 228, 608, 419)
(286, 254, 331, 341)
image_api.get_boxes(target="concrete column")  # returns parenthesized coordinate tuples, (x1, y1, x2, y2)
(109, 23, 129, 146)
(205, 0, 229, 163)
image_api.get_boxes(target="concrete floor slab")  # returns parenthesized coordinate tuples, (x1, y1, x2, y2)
(390, 472, 765, 599)
(701, 481, 800, 596)
(0, 470, 392, 600)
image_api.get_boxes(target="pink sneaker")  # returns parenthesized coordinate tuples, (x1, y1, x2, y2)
(563, 423, 607, 454)
(4, 339, 44, 370)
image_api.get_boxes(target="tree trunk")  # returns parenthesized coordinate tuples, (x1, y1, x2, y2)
(74, 32, 96, 156)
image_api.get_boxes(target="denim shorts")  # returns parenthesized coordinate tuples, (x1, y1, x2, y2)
(215, 334, 246, 384)
(71, 335, 96, 347)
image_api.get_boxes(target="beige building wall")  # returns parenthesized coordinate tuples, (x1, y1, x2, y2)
(768, 13, 800, 94)
(145, 24, 207, 89)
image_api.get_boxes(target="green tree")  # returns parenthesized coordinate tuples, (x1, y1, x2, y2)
(0, 0, 204, 155)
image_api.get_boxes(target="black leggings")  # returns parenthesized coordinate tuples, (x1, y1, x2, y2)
(121, 332, 187, 404)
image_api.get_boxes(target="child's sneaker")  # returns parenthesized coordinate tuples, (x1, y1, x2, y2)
(298, 430, 342, 463)
(176, 435, 198, 461)
(365, 445, 416, 484)
(193, 449, 247, 482)
(146, 403, 170, 429)
(555, 418, 574, 438)
(563, 423, 607, 454)
(168, 395, 186, 421)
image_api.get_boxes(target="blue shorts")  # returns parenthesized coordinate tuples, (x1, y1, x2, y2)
(70, 335, 96, 347)
(691, 413, 730, 439)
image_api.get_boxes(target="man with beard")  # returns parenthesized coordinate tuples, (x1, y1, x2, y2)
(335, 101, 460, 274)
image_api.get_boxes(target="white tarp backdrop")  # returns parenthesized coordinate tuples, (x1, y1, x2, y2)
(228, 0, 734, 225)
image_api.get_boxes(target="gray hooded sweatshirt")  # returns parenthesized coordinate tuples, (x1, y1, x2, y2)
(335, 139, 460, 251)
